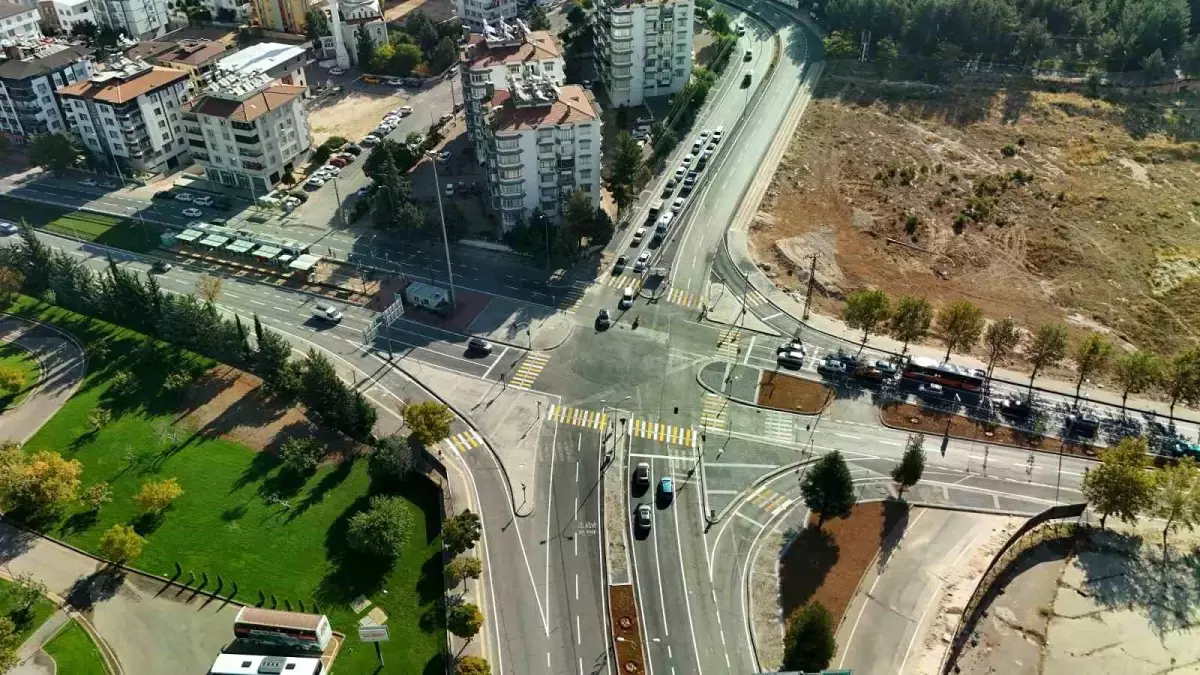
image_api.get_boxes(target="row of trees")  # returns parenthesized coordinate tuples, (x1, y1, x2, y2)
(442, 508, 487, 671)
(840, 289, 1200, 413)
(821, 0, 1200, 74)
(503, 191, 614, 264)
(0, 227, 377, 440)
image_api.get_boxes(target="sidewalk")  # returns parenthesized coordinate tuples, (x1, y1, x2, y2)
(11, 609, 68, 675)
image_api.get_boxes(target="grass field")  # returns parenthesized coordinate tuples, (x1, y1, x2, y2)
(43, 620, 108, 675)
(6, 297, 447, 674)
(0, 197, 158, 253)
(0, 341, 40, 411)
(0, 576, 57, 645)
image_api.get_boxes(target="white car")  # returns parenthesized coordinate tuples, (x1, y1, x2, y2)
(632, 227, 645, 245)
(674, 166, 686, 180)
(634, 251, 651, 272)
(436, 150, 451, 162)
(362, 134, 380, 146)
(192, 195, 213, 207)
(313, 303, 343, 322)
(182, 207, 203, 217)
(444, 182, 455, 196)
(671, 197, 685, 213)
(712, 126, 724, 143)
(918, 382, 945, 397)
(77, 178, 98, 187)
(174, 192, 194, 202)
(398, 105, 413, 116)
(0, 221, 17, 235)
(322, 165, 341, 176)
(736, 22, 745, 35)
(383, 114, 400, 124)
(386, 78, 404, 86)
(329, 67, 346, 76)
(306, 176, 326, 188)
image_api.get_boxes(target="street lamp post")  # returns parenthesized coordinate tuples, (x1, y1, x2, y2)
(426, 150, 457, 309)
(600, 396, 632, 466)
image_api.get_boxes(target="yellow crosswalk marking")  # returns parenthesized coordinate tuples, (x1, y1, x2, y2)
(716, 335, 741, 361)
(666, 287, 697, 308)
(746, 487, 795, 515)
(443, 430, 484, 453)
(598, 275, 642, 291)
(746, 289, 768, 307)
(558, 282, 589, 314)
(547, 404, 608, 430)
(701, 393, 728, 432)
(629, 418, 695, 447)
(510, 352, 551, 389)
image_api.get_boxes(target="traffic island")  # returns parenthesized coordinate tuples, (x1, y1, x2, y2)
(608, 583, 646, 674)
(757, 371, 834, 414)
(878, 402, 1097, 459)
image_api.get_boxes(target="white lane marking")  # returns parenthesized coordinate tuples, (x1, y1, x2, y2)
(541, 434, 561, 632)
(673, 465, 704, 675)
(761, 311, 782, 321)
(743, 336, 756, 365)
(704, 462, 780, 469)
(651, 497, 670, 637)
(735, 511, 764, 528)
(898, 582, 943, 674)
(483, 344, 509, 380)
(575, 574, 579, 600)
(249, 299, 265, 305)
(576, 615, 581, 645)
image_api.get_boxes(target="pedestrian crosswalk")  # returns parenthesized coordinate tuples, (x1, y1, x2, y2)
(443, 430, 483, 453)
(716, 334, 742, 361)
(701, 393, 729, 432)
(630, 419, 695, 447)
(558, 282, 588, 314)
(665, 287, 699, 308)
(509, 352, 551, 389)
(746, 289, 769, 308)
(547, 404, 608, 430)
(763, 410, 795, 444)
(596, 274, 642, 291)
(745, 486, 795, 517)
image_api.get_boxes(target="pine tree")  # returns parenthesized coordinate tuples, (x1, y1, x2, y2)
(800, 451, 856, 528)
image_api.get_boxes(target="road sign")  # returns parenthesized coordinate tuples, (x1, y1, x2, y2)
(358, 626, 389, 643)
(381, 295, 405, 327)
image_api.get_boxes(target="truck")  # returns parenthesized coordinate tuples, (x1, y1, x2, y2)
(651, 211, 673, 243)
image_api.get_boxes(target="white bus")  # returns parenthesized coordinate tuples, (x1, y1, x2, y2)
(209, 654, 322, 675)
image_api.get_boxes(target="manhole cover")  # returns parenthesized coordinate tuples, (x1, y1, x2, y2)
(618, 616, 632, 629)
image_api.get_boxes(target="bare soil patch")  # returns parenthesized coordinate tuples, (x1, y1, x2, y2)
(307, 89, 412, 148)
(755, 79, 1200, 357)
(757, 371, 834, 414)
(879, 402, 1098, 460)
(779, 502, 894, 626)
(609, 583, 645, 674)
(179, 365, 364, 458)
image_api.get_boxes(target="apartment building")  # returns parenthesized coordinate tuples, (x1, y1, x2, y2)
(59, 58, 191, 172)
(91, 0, 170, 39)
(0, 41, 91, 143)
(463, 24, 599, 229)
(455, 0, 520, 34)
(182, 68, 310, 194)
(0, 4, 42, 40)
(594, 0, 694, 107)
(37, 0, 97, 35)
(251, 0, 308, 34)
(311, 0, 386, 67)
(154, 39, 231, 92)
(217, 41, 306, 87)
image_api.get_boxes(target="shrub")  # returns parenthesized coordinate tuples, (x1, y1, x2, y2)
(1001, 144, 1017, 157)
(904, 214, 919, 234)
(162, 371, 192, 393)
(953, 213, 969, 233)
(346, 495, 413, 558)
(280, 437, 324, 474)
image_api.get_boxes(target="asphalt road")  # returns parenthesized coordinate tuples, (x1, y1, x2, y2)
(0, 316, 86, 445)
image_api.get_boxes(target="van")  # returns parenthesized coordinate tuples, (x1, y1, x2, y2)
(655, 211, 673, 233)
(648, 199, 664, 218)
(620, 287, 635, 309)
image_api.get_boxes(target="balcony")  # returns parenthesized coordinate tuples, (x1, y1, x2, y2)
(234, 134, 260, 145)
(539, 172, 556, 186)
(183, 125, 202, 136)
(242, 160, 265, 171)
(238, 147, 264, 158)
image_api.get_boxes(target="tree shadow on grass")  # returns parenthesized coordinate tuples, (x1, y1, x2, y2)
(59, 509, 100, 537)
(877, 499, 910, 571)
(416, 550, 444, 605)
(778, 525, 839, 619)
(230, 451, 281, 494)
(422, 653, 449, 675)
(285, 457, 356, 523)
(131, 511, 166, 536)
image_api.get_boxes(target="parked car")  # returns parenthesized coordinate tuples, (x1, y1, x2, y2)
(662, 178, 677, 196)
(174, 192, 194, 202)
(671, 197, 685, 213)
(444, 182, 455, 196)
(744, 49, 753, 61)
(343, 144, 363, 155)
(634, 462, 650, 486)
(817, 358, 847, 375)
(398, 106, 413, 116)
(305, 176, 326, 188)
(322, 165, 342, 176)
(636, 115, 654, 126)
(736, 22, 745, 35)
(150, 260, 172, 273)
(329, 67, 346, 76)
(182, 207, 203, 217)
(192, 195, 213, 207)
(777, 350, 805, 369)
(437, 150, 452, 162)
(0, 221, 18, 235)
(776, 341, 806, 354)
(632, 228, 646, 245)
(918, 382, 945, 397)
(674, 166, 686, 180)
(712, 126, 724, 143)
(613, 255, 628, 273)
(438, 113, 453, 125)
(386, 78, 404, 86)
(77, 178, 97, 187)
(313, 303, 343, 322)
(361, 134, 380, 146)
(466, 338, 493, 355)
(328, 157, 348, 168)
(634, 251, 650, 272)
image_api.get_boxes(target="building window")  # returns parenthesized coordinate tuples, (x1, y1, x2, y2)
(580, 169, 592, 179)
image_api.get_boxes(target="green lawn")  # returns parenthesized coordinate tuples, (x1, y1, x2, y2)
(43, 620, 107, 675)
(6, 297, 447, 674)
(0, 197, 159, 253)
(0, 576, 56, 644)
(0, 341, 40, 411)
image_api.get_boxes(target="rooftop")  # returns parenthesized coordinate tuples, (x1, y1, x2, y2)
(466, 29, 561, 68)
(0, 4, 36, 20)
(0, 43, 90, 81)
(492, 84, 597, 131)
(217, 42, 305, 75)
(158, 39, 229, 67)
(58, 64, 188, 104)
(123, 40, 175, 62)
(235, 607, 326, 631)
(182, 83, 305, 121)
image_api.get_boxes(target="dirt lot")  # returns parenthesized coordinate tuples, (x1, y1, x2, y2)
(758, 371, 834, 413)
(307, 88, 413, 148)
(879, 402, 1097, 459)
(779, 502, 896, 626)
(754, 78, 1200, 358)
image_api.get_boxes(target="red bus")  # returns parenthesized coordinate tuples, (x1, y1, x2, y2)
(902, 357, 986, 392)
(233, 608, 332, 652)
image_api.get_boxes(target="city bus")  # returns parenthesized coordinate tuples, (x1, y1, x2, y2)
(232, 607, 332, 652)
(902, 356, 986, 392)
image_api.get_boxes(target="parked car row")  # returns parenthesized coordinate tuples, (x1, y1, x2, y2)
(306, 145, 362, 190)
(76, 177, 121, 190)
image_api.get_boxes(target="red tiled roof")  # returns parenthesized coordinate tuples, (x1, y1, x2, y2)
(493, 85, 597, 131)
(182, 84, 305, 122)
(466, 30, 561, 69)
(58, 66, 188, 104)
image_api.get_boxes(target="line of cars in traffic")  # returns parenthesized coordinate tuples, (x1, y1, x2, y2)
(631, 461, 673, 533)
(149, 188, 233, 219)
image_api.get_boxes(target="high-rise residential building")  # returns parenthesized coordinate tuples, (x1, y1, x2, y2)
(59, 58, 192, 172)
(0, 40, 91, 143)
(463, 21, 600, 229)
(0, 4, 43, 40)
(37, 0, 97, 35)
(251, 0, 308, 34)
(455, 0, 519, 34)
(182, 67, 310, 194)
(594, 0, 694, 107)
(91, 0, 171, 39)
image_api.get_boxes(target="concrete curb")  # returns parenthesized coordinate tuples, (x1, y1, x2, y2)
(0, 312, 89, 445)
(694, 360, 829, 417)
(708, 456, 821, 524)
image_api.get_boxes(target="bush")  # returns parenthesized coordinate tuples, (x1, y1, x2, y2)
(904, 213, 919, 234)
(162, 371, 192, 393)
(346, 495, 413, 558)
(783, 602, 835, 672)
(369, 434, 415, 482)
(280, 437, 324, 474)
(107, 369, 136, 397)
(1001, 144, 1017, 157)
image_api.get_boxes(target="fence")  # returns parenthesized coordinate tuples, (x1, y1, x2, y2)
(939, 502, 1087, 674)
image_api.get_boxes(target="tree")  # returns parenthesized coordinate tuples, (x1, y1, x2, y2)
(1082, 437, 1154, 529)
(708, 7, 732, 34)
(370, 434, 416, 483)
(891, 434, 925, 500)
(527, 5, 551, 30)
(195, 275, 222, 303)
(842, 290, 890, 350)
(983, 317, 1022, 380)
(444, 509, 482, 556)
(3, 451, 82, 514)
(70, 19, 98, 41)
(5, 573, 45, 622)
(799, 451, 855, 529)
(99, 524, 144, 563)
(1114, 350, 1161, 410)
(0, 366, 22, 397)
(346, 495, 413, 558)
(371, 42, 396, 74)
(1163, 349, 1200, 420)
(1151, 458, 1200, 551)
(404, 400, 453, 447)
(135, 477, 183, 515)
(1026, 323, 1068, 390)
(823, 31, 859, 58)
(782, 602, 835, 672)
(456, 656, 491, 675)
(253, 316, 296, 395)
(566, 3, 586, 25)
(430, 37, 458, 73)
(936, 300, 984, 360)
(609, 131, 642, 214)
(447, 602, 484, 641)
(391, 43, 423, 76)
(28, 134, 79, 173)
(1016, 18, 1053, 63)
(356, 28, 376, 72)
(281, 437, 324, 474)
(0, 267, 22, 303)
(0, 617, 17, 671)
(1141, 48, 1169, 78)
(888, 296, 933, 354)
(83, 482, 113, 510)
(1072, 332, 1113, 399)
(446, 555, 483, 586)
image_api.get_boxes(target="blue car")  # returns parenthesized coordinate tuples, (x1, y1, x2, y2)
(658, 476, 674, 502)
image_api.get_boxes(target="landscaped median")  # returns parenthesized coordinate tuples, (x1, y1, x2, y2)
(0, 341, 40, 412)
(879, 401, 1097, 458)
(1, 297, 447, 673)
(44, 619, 109, 675)
(609, 583, 646, 674)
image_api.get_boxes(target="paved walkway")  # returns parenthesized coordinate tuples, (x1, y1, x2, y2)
(0, 316, 86, 444)
(11, 608, 68, 675)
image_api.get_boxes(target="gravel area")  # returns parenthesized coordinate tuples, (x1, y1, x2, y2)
(751, 529, 787, 671)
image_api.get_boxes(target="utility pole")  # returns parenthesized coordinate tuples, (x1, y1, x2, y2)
(802, 253, 818, 320)
(426, 129, 457, 309)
